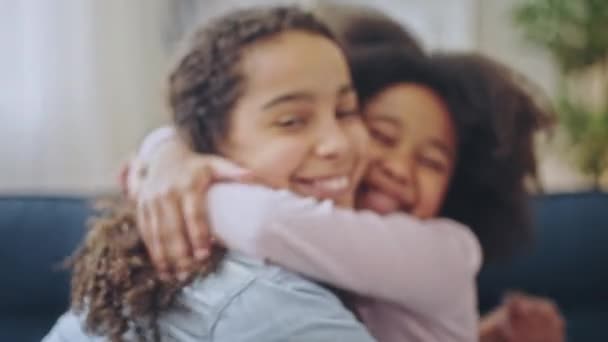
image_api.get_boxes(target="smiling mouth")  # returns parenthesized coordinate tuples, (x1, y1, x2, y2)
(358, 183, 413, 214)
(292, 175, 352, 200)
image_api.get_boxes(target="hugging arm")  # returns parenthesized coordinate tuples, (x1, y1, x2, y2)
(207, 183, 482, 319)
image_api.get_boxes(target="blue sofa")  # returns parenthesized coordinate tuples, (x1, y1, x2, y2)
(1, 193, 607, 341)
(478, 192, 608, 341)
(0, 196, 93, 342)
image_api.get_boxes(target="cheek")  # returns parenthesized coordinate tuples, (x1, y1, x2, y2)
(414, 173, 451, 219)
(367, 139, 387, 162)
(343, 117, 368, 145)
(347, 120, 371, 159)
(344, 120, 371, 185)
(241, 140, 308, 188)
(224, 122, 311, 188)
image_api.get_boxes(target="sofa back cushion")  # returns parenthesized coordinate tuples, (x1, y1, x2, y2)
(478, 192, 608, 341)
(0, 195, 91, 341)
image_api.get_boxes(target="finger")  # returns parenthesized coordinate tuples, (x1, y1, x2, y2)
(146, 200, 171, 281)
(158, 194, 194, 279)
(536, 300, 565, 329)
(505, 296, 527, 321)
(508, 297, 564, 341)
(183, 191, 211, 261)
(522, 296, 559, 318)
(136, 200, 154, 257)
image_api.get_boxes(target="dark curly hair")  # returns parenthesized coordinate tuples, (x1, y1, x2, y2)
(68, 6, 337, 342)
(349, 46, 445, 104)
(330, 8, 554, 261)
(431, 53, 554, 261)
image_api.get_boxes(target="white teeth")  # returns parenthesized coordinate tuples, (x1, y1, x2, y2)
(314, 176, 349, 191)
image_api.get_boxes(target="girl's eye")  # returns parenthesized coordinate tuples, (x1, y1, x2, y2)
(369, 128, 397, 147)
(336, 109, 359, 120)
(275, 115, 307, 129)
(418, 156, 447, 173)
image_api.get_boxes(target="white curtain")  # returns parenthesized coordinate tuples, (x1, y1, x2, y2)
(0, 0, 168, 193)
(0, 0, 584, 193)
(0, 0, 478, 194)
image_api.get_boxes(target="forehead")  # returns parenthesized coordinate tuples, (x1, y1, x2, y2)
(365, 83, 455, 138)
(238, 31, 351, 98)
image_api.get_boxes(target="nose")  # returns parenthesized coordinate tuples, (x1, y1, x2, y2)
(315, 119, 351, 160)
(380, 155, 414, 186)
(378, 153, 418, 205)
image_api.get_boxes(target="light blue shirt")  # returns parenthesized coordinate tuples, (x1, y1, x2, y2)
(43, 253, 376, 341)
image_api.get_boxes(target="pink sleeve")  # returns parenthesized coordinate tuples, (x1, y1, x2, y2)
(207, 184, 482, 318)
(137, 126, 176, 160)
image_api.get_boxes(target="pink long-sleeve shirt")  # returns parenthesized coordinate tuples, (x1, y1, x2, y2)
(207, 183, 482, 342)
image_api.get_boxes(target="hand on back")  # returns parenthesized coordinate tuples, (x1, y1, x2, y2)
(122, 136, 253, 281)
(480, 292, 565, 342)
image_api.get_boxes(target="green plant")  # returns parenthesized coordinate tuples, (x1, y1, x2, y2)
(514, 0, 608, 72)
(558, 98, 608, 187)
(514, 0, 608, 189)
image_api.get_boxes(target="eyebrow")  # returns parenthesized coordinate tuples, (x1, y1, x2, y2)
(262, 92, 314, 109)
(262, 84, 355, 110)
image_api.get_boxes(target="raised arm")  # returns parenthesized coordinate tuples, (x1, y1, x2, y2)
(208, 183, 482, 318)
(126, 126, 253, 280)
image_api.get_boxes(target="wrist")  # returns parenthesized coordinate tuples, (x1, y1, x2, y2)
(127, 127, 178, 199)
(138, 126, 178, 161)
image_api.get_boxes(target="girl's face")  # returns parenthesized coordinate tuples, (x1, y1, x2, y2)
(357, 83, 457, 218)
(222, 31, 369, 208)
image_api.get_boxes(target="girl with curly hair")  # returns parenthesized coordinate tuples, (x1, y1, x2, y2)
(124, 4, 562, 342)
(45, 4, 486, 342)
(44, 5, 377, 342)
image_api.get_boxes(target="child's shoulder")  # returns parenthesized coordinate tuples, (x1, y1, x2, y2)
(178, 252, 342, 311)
(167, 253, 371, 341)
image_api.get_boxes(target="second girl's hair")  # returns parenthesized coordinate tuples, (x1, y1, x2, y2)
(433, 53, 554, 261)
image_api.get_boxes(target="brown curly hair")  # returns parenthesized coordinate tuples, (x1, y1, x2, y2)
(68, 202, 201, 341)
(68, 6, 337, 341)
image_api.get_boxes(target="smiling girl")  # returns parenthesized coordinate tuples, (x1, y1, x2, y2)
(44, 6, 377, 342)
(123, 5, 561, 342)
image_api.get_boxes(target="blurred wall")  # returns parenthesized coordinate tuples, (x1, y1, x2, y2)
(0, 0, 168, 193)
(476, 0, 595, 191)
(0, 0, 597, 193)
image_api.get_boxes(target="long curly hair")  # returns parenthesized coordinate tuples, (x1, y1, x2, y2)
(68, 202, 206, 341)
(68, 6, 337, 341)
